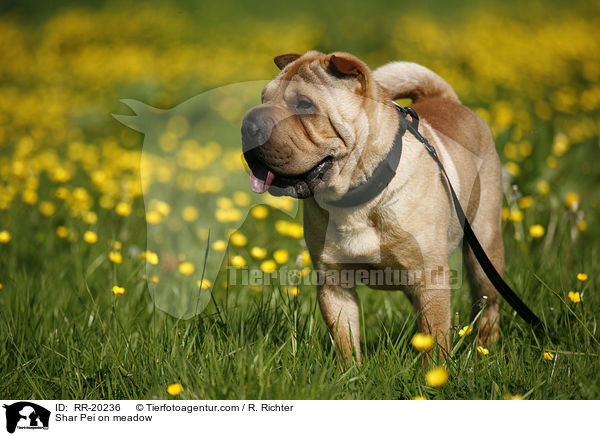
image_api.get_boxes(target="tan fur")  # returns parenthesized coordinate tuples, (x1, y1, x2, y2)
(251, 51, 504, 363)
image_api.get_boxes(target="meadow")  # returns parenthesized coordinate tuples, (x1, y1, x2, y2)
(0, 0, 599, 399)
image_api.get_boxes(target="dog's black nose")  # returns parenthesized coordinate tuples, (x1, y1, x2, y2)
(241, 106, 275, 152)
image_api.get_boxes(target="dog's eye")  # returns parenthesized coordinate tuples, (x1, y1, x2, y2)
(295, 96, 315, 112)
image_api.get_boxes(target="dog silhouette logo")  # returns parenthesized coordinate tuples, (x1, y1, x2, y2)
(3, 402, 50, 433)
(113, 81, 299, 319)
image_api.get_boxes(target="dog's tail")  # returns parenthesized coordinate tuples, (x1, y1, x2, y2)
(373, 61, 460, 103)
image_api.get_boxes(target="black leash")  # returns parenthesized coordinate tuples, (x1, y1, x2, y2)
(393, 102, 557, 341)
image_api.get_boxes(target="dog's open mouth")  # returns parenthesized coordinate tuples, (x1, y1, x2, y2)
(245, 155, 333, 199)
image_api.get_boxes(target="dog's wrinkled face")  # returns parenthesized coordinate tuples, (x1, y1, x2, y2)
(241, 51, 375, 198)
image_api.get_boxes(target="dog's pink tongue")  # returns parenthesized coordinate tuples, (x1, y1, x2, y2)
(249, 166, 275, 193)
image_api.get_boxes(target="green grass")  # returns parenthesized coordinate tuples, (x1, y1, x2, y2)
(1, 202, 598, 400)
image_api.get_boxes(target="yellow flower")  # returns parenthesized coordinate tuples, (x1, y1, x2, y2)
(261, 260, 277, 273)
(536, 180, 550, 195)
(0, 283, 3, 291)
(298, 250, 311, 267)
(250, 205, 268, 219)
(146, 251, 159, 265)
(83, 211, 98, 225)
(411, 333, 434, 352)
(287, 286, 299, 296)
(216, 197, 233, 209)
(83, 231, 98, 244)
(250, 246, 267, 259)
(39, 201, 56, 216)
(109, 251, 123, 264)
(56, 226, 69, 238)
(518, 196, 533, 210)
(215, 208, 242, 222)
(543, 352, 555, 361)
(458, 325, 473, 337)
(425, 367, 449, 387)
(178, 262, 195, 276)
(568, 291, 581, 303)
(577, 220, 587, 232)
(505, 161, 520, 177)
(503, 394, 523, 400)
(0, 230, 11, 243)
(110, 240, 123, 250)
(230, 231, 247, 247)
(112, 286, 125, 296)
(233, 191, 250, 207)
(273, 249, 289, 264)
(212, 240, 227, 251)
(565, 192, 579, 209)
(412, 396, 427, 400)
(508, 209, 523, 222)
(182, 206, 199, 222)
(167, 383, 183, 396)
(529, 224, 545, 238)
(501, 207, 510, 221)
(477, 346, 490, 355)
(576, 273, 588, 282)
(275, 220, 304, 238)
(115, 202, 132, 217)
(146, 210, 163, 224)
(231, 255, 246, 267)
(151, 275, 160, 283)
(197, 279, 212, 290)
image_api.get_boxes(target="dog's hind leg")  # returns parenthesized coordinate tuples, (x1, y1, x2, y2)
(463, 155, 504, 343)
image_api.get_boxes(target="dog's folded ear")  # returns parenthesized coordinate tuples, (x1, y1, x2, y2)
(274, 53, 301, 70)
(326, 52, 371, 92)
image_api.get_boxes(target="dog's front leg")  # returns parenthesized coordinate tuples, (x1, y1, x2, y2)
(317, 280, 361, 364)
(410, 264, 452, 353)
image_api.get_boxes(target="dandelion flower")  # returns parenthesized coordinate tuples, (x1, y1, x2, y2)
(167, 383, 183, 396)
(216, 197, 233, 209)
(250, 205, 268, 219)
(250, 246, 267, 260)
(83, 211, 98, 225)
(233, 191, 250, 207)
(83, 231, 98, 244)
(212, 240, 226, 251)
(411, 333, 434, 352)
(0, 230, 11, 243)
(109, 251, 123, 264)
(458, 325, 473, 337)
(298, 250, 311, 267)
(182, 206, 199, 222)
(261, 260, 277, 274)
(529, 224, 545, 238)
(508, 209, 523, 222)
(477, 346, 490, 355)
(178, 262, 195, 276)
(230, 231, 247, 247)
(518, 196, 533, 210)
(151, 275, 160, 283)
(0, 283, 3, 290)
(146, 251, 159, 265)
(543, 352, 555, 361)
(577, 220, 587, 232)
(115, 202, 132, 217)
(536, 180, 550, 195)
(565, 192, 579, 209)
(287, 286, 299, 296)
(112, 286, 125, 296)
(425, 367, 449, 387)
(503, 393, 523, 400)
(39, 201, 56, 216)
(273, 249, 289, 264)
(146, 210, 163, 224)
(568, 291, 581, 303)
(576, 273, 588, 282)
(231, 255, 246, 267)
(56, 226, 69, 238)
(412, 396, 427, 400)
(197, 279, 211, 290)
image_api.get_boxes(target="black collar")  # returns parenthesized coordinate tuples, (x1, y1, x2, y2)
(324, 107, 406, 208)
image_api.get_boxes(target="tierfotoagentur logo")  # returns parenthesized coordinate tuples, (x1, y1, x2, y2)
(3, 402, 50, 433)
